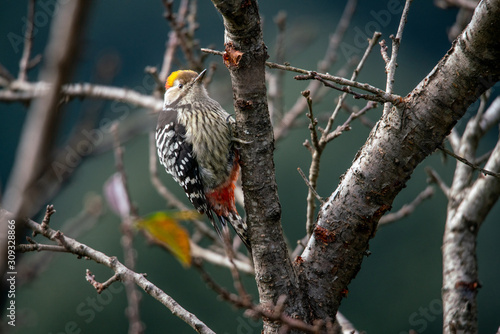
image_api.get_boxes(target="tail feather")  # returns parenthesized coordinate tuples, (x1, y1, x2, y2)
(219, 212, 250, 252)
(206, 210, 250, 252)
(205, 210, 222, 240)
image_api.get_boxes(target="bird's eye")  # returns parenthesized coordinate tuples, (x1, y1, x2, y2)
(178, 84, 183, 89)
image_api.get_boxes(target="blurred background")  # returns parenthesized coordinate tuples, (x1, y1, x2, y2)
(1, 0, 499, 333)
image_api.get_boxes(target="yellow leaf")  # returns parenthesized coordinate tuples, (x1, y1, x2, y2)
(137, 211, 194, 267)
(172, 210, 201, 221)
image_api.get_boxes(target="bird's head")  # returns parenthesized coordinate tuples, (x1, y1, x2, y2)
(163, 69, 207, 106)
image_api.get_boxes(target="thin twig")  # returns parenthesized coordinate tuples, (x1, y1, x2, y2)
(264, 65, 401, 104)
(16, 196, 103, 287)
(193, 259, 323, 333)
(222, 228, 251, 304)
(18, 0, 36, 82)
(86, 270, 121, 294)
(17, 243, 69, 253)
(0, 63, 15, 83)
(379, 40, 390, 66)
(145, 66, 164, 90)
(448, 92, 494, 195)
(435, 0, 478, 10)
(111, 123, 138, 217)
(190, 242, 253, 273)
(425, 167, 450, 197)
(341, 101, 376, 129)
(193, 259, 245, 306)
(163, 0, 201, 71)
(378, 185, 435, 226)
(322, 31, 382, 137)
(297, 168, 324, 204)
(300, 31, 382, 235)
(202, 62, 217, 88)
(2, 0, 89, 223)
(322, 0, 358, 70)
(0, 80, 163, 111)
(438, 145, 500, 179)
(270, 10, 287, 122)
(10, 208, 216, 334)
(303, 90, 320, 150)
(383, 0, 413, 114)
(299, 74, 382, 102)
(41, 204, 56, 230)
(325, 101, 378, 143)
(158, 31, 179, 89)
(111, 123, 144, 334)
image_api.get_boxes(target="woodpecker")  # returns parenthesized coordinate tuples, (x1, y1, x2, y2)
(156, 69, 250, 250)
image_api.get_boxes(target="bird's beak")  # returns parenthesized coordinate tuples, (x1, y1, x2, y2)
(194, 69, 207, 83)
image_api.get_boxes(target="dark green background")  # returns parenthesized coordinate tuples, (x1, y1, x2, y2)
(1, 1, 499, 333)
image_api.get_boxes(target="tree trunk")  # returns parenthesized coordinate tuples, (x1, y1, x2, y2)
(209, 0, 308, 332)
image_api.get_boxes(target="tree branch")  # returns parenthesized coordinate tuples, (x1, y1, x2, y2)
(200, 49, 390, 103)
(441, 71, 500, 334)
(110, 123, 144, 334)
(18, 0, 36, 82)
(303, 30, 380, 235)
(208, 1, 306, 332)
(378, 185, 434, 226)
(268, 65, 401, 105)
(383, 0, 413, 114)
(442, 134, 500, 333)
(1, 0, 90, 284)
(438, 144, 500, 179)
(299, 0, 500, 323)
(5, 207, 216, 334)
(0, 80, 163, 111)
(426, 167, 451, 197)
(273, 0, 358, 141)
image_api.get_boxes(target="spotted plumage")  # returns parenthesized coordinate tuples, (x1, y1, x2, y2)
(156, 69, 250, 250)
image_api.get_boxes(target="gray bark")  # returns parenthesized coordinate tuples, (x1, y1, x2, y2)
(442, 96, 500, 332)
(209, 1, 307, 332)
(210, 0, 500, 332)
(300, 0, 500, 323)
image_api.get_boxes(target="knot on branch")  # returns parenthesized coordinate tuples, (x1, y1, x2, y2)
(223, 42, 244, 68)
(313, 225, 336, 244)
(236, 98, 253, 110)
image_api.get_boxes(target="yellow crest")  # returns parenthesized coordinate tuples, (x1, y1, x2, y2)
(165, 70, 198, 90)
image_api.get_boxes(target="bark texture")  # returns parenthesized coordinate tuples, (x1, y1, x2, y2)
(211, 0, 500, 331)
(442, 99, 500, 331)
(442, 148, 500, 334)
(209, 1, 305, 332)
(299, 0, 500, 323)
